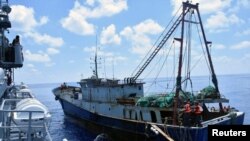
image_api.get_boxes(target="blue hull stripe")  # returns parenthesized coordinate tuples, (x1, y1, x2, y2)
(59, 98, 244, 141)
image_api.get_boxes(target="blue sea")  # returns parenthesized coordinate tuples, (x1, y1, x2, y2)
(28, 74, 250, 141)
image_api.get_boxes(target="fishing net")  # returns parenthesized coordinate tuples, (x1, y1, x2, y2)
(136, 91, 194, 107)
(196, 85, 217, 99)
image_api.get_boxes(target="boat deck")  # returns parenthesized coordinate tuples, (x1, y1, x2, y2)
(0, 99, 51, 141)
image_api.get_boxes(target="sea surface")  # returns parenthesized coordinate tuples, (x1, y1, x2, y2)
(28, 74, 250, 141)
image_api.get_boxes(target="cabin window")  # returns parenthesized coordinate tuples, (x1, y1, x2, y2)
(140, 111, 143, 121)
(124, 110, 130, 119)
(138, 86, 141, 90)
(150, 111, 157, 122)
(129, 110, 132, 119)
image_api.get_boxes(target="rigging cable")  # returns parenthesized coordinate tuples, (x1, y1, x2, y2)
(170, 40, 177, 93)
(185, 9, 194, 93)
(130, 4, 183, 77)
(176, 9, 194, 94)
(183, 12, 213, 83)
(144, 41, 175, 93)
(193, 14, 212, 75)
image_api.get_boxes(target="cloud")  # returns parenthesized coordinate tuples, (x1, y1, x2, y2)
(44, 62, 55, 67)
(84, 46, 113, 57)
(206, 11, 244, 32)
(10, 5, 48, 32)
(120, 19, 163, 55)
(229, 0, 250, 13)
(212, 54, 250, 75)
(47, 48, 60, 55)
(170, 0, 244, 33)
(83, 46, 96, 53)
(83, 46, 127, 65)
(39, 16, 49, 26)
(24, 50, 51, 63)
(25, 32, 64, 48)
(100, 24, 121, 45)
(61, 0, 127, 35)
(170, 0, 231, 15)
(27, 64, 35, 68)
(61, 13, 95, 35)
(86, 0, 95, 6)
(213, 44, 225, 50)
(105, 56, 127, 66)
(236, 28, 250, 36)
(231, 41, 250, 49)
(26, 63, 39, 72)
(10, 4, 64, 66)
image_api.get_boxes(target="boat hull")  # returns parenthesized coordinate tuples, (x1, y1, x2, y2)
(57, 97, 244, 141)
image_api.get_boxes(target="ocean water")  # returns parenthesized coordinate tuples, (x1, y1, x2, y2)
(28, 74, 250, 141)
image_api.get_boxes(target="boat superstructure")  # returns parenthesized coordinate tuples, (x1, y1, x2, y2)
(53, 1, 244, 141)
(0, 0, 52, 140)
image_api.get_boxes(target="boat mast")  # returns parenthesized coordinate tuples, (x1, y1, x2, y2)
(196, 5, 222, 110)
(94, 35, 98, 79)
(172, 2, 187, 125)
(172, 2, 223, 125)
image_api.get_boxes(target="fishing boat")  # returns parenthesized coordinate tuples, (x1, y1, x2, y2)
(53, 2, 244, 141)
(0, 0, 52, 140)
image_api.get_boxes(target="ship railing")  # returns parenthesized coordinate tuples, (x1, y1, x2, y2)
(0, 110, 51, 141)
(0, 79, 7, 97)
(0, 99, 52, 141)
(119, 79, 144, 85)
(201, 113, 231, 127)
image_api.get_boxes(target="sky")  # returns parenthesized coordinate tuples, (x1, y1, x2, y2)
(4, 0, 250, 84)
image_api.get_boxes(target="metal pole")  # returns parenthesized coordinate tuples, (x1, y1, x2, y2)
(195, 4, 223, 110)
(28, 111, 32, 141)
(173, 2, 187, 125)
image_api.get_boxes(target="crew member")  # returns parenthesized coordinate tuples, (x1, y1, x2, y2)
(194, 101, 203, 127)
(60, 82, 67, 92)
(12, 35, 20, 45)
(183, 99, 191, 126)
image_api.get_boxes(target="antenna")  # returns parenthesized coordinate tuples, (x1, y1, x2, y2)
(94, 35, 98, 78)
(90, 34, 102, 79)
(112, 57, 114, 80)
(81, 73, 84, 79)
(103, 57, 107, 78)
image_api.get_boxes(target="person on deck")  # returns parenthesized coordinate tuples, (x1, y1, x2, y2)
(183, 99, 191, 126)
(12, 35, 20, 45)
(60, 82, 67, 93)
(194, 102, 203, 127)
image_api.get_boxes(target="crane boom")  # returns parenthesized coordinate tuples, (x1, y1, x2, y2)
(131, 9, 190, 82)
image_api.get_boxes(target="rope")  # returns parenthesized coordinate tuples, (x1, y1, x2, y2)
(145, 41, 174, 93)
(183, 11, 193, 91)
(45, 123, 52, 141)
(131, 4, 182, 77)
(193, 15, 212, 75)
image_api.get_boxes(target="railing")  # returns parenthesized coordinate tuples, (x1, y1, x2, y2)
(0, 99, 52, 141)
